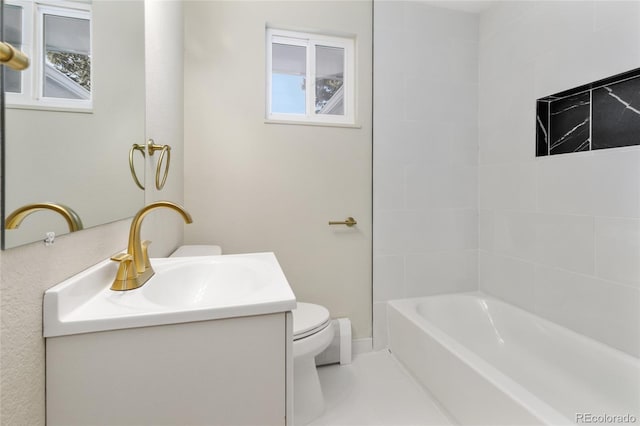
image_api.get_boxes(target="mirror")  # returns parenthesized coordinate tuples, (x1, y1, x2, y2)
(1, 0, 145, 249)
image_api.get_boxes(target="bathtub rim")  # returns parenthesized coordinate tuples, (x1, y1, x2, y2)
(387, 291, 634, 426)
(391, 291, 640, 365)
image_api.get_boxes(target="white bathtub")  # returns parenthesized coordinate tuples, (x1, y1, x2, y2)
(388, 293, 640, 425)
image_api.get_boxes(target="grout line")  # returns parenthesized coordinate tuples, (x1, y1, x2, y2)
(547, 99, 551, 156)
(589, 89, 593, 151)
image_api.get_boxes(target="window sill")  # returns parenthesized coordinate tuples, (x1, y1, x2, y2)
(6, 102, 93, 114)
(264, 118, 361, 129)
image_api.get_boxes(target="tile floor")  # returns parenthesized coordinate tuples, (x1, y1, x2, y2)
(309, 350, 454, 426)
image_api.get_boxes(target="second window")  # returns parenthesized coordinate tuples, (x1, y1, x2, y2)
(267, 29, 355, 125)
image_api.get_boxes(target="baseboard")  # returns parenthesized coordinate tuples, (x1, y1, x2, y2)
(352, 337, 373, 356)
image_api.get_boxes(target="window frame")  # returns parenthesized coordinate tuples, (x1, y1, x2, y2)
(4, 0, 33, 100)
(5, 0, 92, 112)
(266, 28, 355, 126)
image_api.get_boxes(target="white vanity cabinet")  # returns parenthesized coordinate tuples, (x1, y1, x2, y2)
(46, 311, 294, 425)
(43, 253, 297, 426)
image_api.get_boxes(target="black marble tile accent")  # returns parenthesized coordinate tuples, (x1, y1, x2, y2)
(592, 76, 640, 150)
(536, 101, 549, 156)
(536, 67, 640, 157)
(549, 92, 590, 155)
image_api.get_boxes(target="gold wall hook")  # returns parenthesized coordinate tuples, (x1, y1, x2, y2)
(0, 42, 29, 71)
(328, 217, 357, 227)
(5, 202, 83, 232)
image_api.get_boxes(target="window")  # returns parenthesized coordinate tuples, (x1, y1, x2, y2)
(3, 0, 92, 111)
(4, 3, 24, 94)
(266, 29, 355, 125)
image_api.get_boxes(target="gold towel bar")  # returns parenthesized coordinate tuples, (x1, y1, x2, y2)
(328, 217, 357, 227)
(0, 42, 29, 71)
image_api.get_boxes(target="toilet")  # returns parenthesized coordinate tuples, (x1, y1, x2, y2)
(292, 302, 334, 425)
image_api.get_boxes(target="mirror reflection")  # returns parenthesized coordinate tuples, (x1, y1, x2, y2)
(2, 0, 145, 249)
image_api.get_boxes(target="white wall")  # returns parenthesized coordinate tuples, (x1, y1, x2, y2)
(478, 1, 640, 357)
(373, 1, 479, 349)
(183, 1, 373, 339)
(142, 0, 186, 256)
(0, 221, 130, 425)
(0, 2, 185, 424)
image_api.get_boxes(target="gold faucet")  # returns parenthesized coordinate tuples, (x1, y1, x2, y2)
(0, 42, 30, 71)
(110, 201, 193, 291)
(5, 202, 83, 232)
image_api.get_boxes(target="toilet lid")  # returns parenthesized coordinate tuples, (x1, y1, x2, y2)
(292, 303, 331, 339)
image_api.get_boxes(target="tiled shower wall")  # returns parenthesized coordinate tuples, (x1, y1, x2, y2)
(478, 1, 640, 357)
(373, 1, 479, 349)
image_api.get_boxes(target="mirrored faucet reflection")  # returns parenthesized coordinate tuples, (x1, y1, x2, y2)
(0, 41, 30, 71)
(110, 201, 193, 291)
(5, 202, 84, 232)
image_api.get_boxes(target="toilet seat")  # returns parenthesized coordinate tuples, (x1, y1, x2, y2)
(292, 303, 331, 340)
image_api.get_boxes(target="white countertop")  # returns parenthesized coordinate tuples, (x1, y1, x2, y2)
(43, 252, 297, 337)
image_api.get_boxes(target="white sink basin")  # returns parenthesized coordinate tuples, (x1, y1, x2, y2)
(44, 252, 297, 337)
(142, 260, 263, 307)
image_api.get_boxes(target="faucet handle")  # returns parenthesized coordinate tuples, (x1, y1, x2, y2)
(110, 252, 133, 266)
(141, 240, 152, 270)
(110, 253, 138, 291)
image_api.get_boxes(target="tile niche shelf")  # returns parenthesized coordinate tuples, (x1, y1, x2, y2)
(536, 67, 640, 157)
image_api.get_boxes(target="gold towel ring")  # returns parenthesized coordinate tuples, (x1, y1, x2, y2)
(146, 139, 172, 191)
(129, 144, 145, 190)
(155, 144, 171, 190)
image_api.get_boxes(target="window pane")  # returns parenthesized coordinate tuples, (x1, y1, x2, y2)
(272, 43, 306, 114)
(315, 45, 344, 115)
(3, 4, 23, 93)
(43, 14, 91, 99)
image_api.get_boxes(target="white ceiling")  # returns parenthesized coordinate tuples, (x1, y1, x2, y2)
(424, 0, 499, 14)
